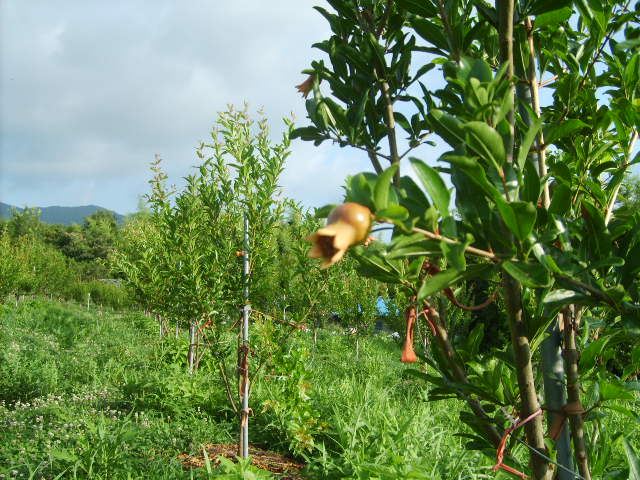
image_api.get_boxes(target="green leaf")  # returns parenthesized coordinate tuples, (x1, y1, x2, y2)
(441, 235, 472, 271)
(580, 337, 608, 370)
(463, 121, 506, 169)
(398, 175, 431, 220)
(387, 242, 442, 259)
(544, 119, 589, 145)
(411, 18, 449, 51)
(624, 54, 640, 93)
(533, 7, 573, 28)
(516, 118, 542, 169)
(623, 437, 640, 480)
(502, 261, 552, 287)
(522, 160, 541, 204)
(314, 204, 338, 218)
(441, 154, 501, 200)
(394, 112, 412, 134)
(456, 56, 493, 83)
(527, 0, 573, 16)
(548, 183, 572, 215)
(417, 264, 494, 300)
(410, 158, 451, 216)
(374, 164, 399, 210)
(396, 0, 438, 17)
(529, 235, 562, 273)
(599, 380, 634, 402)
(376, 205, 409, 222)
(616, 38, 640, 52)
(429, 110, 465, 147)
(543, 289, 592, 309)
(345, 173, 376, 209)
(496, 200, 537, 241)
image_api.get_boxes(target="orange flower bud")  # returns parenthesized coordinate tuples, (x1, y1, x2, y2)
(401, 305, 418, 363)
(295, 75, 316, 98)
(307, 202, 372, 269)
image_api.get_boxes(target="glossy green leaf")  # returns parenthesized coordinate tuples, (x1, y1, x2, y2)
(441, 154, 501, 200)
(502, 261, 552, 287)
(345, 173, 376, 209)
(599, 380, 634, 402)
(429, 110, 465, 147)
(456, 56, 493, 83)
(544, 119, 589, 145)
(496, 199, 537, 241)
(548, 183, 572, 215)
(411, 18, 449, 50)
(441, 236, 471, 271)
(623, 437, 640, 480)
(527, 0, 573, 16)
(374, 164, 399, 210)
(529, 236, 562, 274)
(522, 160, 541, 204)
(463, 121, 506, 169)
(543, 289, 592, 309)
(418, 264, 494, 300)
(314, 204, 338, 218)
(387, 241, 442, 259)
(534, 7, 573, 28)
(398, 175, 431, 221)
(376, 204, 409, 222)
(410, 158, 450, 216)
(516, 118, 542, 169)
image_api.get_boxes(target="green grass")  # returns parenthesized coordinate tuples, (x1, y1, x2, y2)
(0, 300, 637, 479)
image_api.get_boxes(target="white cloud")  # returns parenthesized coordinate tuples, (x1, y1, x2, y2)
(0, 1, 346, 213)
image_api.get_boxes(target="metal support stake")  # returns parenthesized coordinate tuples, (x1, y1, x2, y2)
(542, 320, 575, 479)
(239, 212, 250, 459)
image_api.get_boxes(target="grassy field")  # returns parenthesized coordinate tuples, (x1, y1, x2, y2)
(1, 300, 636, 479)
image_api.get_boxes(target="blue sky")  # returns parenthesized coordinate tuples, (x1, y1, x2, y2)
(0, 1, 380, 214)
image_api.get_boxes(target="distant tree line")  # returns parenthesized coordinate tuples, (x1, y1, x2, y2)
(0, 206, 129, 308)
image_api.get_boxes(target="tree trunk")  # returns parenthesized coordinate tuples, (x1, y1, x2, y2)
(503, 275, 550, 479)
(562, 307, 591, 480)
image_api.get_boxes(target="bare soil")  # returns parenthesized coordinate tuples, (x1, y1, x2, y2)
(178, 443, 306, 479)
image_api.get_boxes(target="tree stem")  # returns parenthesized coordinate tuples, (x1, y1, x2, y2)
(502, 274, 550, 479)
(426, 302, 503, 447)
(525, 16, 550, 209)
(380, 80, 400, 184)
(562, 307, 592, 480)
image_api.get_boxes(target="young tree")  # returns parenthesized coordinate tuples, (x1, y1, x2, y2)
(298, 1, 640, 479)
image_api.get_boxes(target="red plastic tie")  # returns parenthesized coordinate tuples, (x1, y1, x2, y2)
(492, 408, 542, 479)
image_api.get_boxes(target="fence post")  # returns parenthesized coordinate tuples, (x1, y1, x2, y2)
(188, 321, 196, 374)
(238, 212, 251, 459)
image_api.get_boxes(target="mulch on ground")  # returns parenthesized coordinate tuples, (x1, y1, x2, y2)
(178, 443, 306, 479)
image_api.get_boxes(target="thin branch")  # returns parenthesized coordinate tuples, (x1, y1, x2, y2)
(398, 132, 434, 160)
(412, 226, 497, 260)
(526, 17, 551, 209)
(563, 0, 632, 121)
(380, 80, 400, 174)
(325, 133, 392, 163)
(425, 302, 503, 447)
(367, 149, 385, 174)
(374, 0, 393, 39)
(538, 75, 559, 87)
(555, 274, 618, 308)
(437, 0, 459, 61)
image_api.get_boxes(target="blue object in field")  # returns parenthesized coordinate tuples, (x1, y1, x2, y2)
(377, 296, 389, 314)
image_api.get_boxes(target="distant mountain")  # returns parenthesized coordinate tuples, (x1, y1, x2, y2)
(0, 202, 125, 226)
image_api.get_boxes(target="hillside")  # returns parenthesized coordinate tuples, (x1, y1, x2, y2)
(0, 202, 124, 225)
